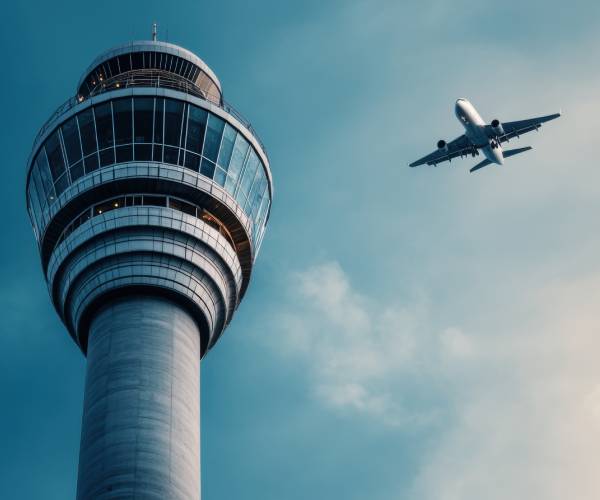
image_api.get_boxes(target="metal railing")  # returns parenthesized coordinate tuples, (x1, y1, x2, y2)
(31, 71, 267, 160)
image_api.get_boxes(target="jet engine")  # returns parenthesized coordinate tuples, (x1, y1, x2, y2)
(437, 139, 448, 152)
(490, 119, 504, 136)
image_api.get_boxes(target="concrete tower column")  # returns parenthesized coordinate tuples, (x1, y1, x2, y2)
(76, 295, 201, 500)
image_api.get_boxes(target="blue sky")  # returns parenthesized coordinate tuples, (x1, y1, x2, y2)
(2, 0, 600, 498)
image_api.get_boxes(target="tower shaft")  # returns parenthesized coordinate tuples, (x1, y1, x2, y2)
(77, 295, 201, 500)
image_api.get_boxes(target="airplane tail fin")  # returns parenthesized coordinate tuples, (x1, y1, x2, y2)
(470, 159, 492, 173)
(503, 146, 532, 159)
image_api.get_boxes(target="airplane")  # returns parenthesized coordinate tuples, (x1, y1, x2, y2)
(409, 98, 561, 172)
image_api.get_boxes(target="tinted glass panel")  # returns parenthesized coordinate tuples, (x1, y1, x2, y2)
(78, 109, 97, 155)
(113, 98, 132, 145)
(108, 58, 119, 77)
(250, 176, 267, 219)
(225, 134, 249, 191)
(255, 198, 269, 236)
(35, 151, 54, 203)
(134, 144, 152, 161)
(131, 52, 143, 70)
(45, 132, 66, 182)
(214, 167, 226, 187)
(95, 102, 114, 150)
(143, 195, 167, 207)
(164, 146, 179, 164)
(70, 161, 84, 181)
(203, 115, 224, 161)
(134, 97, 154, 143)
(154, 98, 164, 143)
(81, 82, 90, 96)
(200, 158, 215, 178)
(235, 189, 247, 209)
(217, 124, 236, 169)
(61, 117, 82, 166)
(99, 147, 115, 167)
(29, 165, 43, 216)
(55, 173, 69, 195)
(94, 199, 118, 215)
(169, 198, 196, 216)
(182, 61, 191, 79)
(118, 54, 131, 72)
(84, 153, 99, 173)
(116, 145, 132, 162)
(153, 144, 163, 162)
(185, 106, 207, 154)
(177, 106, 188, 166)
(240, 150, 260, 197)
(164, 99, 184, 146)
(102, 62, 112, 78)
(184, 152, 200, 170)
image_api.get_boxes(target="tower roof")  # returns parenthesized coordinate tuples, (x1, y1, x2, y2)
(76, 40, 222, 102)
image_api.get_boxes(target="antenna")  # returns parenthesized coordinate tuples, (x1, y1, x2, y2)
(152, 22, 158, 41)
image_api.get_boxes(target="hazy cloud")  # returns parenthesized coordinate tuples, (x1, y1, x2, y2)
(265, 259, 600, 500)
(268, 261, 476, 426)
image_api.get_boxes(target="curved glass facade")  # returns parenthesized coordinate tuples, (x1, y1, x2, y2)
(78, 50, 221, 103)
(27, 96, 271, 250)
(56, 194, 237, 252)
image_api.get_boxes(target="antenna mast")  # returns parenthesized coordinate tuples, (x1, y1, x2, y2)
(152, 22, 158, 41)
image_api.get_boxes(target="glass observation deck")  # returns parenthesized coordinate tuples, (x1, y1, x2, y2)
(27, 95, 271, 252)
(77, 41, 222, 103)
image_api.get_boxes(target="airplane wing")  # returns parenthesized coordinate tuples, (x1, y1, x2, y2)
(487, 112, 561, 143)
(409, 134, 475, 167)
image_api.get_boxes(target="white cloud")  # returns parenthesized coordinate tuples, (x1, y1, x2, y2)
(267, 261, 474, 426)
(411, 268, 600, 500)
(264, 260, 600, 500)
(440, 327, 475, 360)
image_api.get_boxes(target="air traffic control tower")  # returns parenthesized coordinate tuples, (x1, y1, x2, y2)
(25, 33, 272, 499)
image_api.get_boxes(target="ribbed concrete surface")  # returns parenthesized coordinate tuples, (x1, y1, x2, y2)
(76, 295, 201, 500)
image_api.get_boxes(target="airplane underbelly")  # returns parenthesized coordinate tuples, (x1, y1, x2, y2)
(483, 145, 503, 165)
(465, 125, 488, 146)
(482, 146, 495, 162)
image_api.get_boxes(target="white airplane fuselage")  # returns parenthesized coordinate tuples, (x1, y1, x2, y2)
(455, 98, 504, 165)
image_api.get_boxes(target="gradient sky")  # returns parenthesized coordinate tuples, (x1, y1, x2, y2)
(2, 1, 600, 498)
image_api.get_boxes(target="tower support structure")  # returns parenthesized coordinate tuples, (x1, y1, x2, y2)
(78, 295, 201, 499)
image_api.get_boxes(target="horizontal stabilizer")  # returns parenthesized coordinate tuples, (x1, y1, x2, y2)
(469, 159, 492, 173)
(470, 146, 533, 173)
(503, 146, 532, 158)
